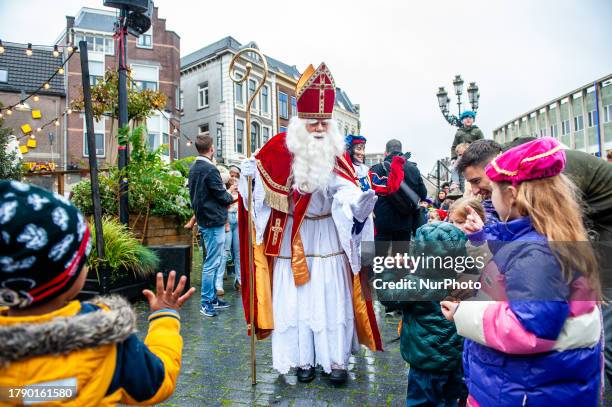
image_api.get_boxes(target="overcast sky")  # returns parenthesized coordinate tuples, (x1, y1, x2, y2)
(1, 0, 611, 173)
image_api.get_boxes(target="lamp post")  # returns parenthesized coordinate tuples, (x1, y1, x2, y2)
(436, 75, 480, 128)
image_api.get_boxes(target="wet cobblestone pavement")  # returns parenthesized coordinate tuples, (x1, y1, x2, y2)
(131, 255, 408, 407)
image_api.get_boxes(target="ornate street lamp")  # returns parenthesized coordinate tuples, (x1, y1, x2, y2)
(436, 75, 480, 128)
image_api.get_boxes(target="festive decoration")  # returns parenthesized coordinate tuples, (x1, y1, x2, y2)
(26, 138, 37, 148)
(31, 110, 41, 119)
(20, 124, 32, 134)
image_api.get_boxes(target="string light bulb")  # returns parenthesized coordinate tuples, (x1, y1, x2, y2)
(54, 120, 60, 126)
(53, 45, 60, 57)
(0, 40, 4, 54)
(30, 134, 36, 139)
(58, 67, 65, 74)
(36, 127, 42, 133)
(0, 112, 3, 118)
(66, 108, 72, 115)
(6, 109, 12, 116)
(33, 95, 40, 102)
(186, 141, 192, 147)
(173, 128, 178, 134)
(43, 83, 50, 89)
(26, 43, 33, 56)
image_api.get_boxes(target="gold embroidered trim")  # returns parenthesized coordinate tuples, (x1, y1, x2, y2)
(295, 63, 336, 99)
(263, 186, 289, 213)
(490, 145, 563, 177)
(521, 145, 562, 164)
(257, 160, 290, 192)
(298, 112, 333, 119)
(276, 251, 345, 260)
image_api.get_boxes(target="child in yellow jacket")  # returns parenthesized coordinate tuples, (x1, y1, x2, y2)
(0, 180, 195, 406)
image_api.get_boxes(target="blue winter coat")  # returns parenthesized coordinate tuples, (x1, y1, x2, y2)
(455, 217, 601, 407)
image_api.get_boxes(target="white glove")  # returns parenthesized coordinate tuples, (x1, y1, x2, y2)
(351, 189, 377, 222)
(241, 157, 257, 178)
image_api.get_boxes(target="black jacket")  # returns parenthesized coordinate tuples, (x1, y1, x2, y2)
(188, 157, 234, 228)
(371, 153, 427, 232)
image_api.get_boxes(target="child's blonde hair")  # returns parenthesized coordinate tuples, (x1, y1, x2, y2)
(511, 174, 599, 296)
(449, 197, 486, 222)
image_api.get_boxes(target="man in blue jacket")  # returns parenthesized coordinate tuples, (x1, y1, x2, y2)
(188, 135, 236, 317)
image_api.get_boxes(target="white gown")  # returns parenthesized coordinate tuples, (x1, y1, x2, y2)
(240, 170, 373, 374)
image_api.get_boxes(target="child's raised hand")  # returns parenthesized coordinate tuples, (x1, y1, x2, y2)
(143, 271, 196, 312)
(463, 206, 484, 234)
(440, 300, 459, 321)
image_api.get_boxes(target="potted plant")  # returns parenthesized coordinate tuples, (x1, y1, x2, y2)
(79, 216, 160, 301)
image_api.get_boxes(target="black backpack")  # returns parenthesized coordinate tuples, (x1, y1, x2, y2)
(382, 160, 421, 216)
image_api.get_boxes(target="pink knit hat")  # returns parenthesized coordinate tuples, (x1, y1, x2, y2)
(485, 137, 566, 185)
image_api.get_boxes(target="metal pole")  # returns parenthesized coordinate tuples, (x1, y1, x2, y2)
(117, 8, 129, 225)
(79, 40, 105, 262)
(436, 160, 440, 192)
(457, 93, 462, 118)
(229, 48, 269, 386)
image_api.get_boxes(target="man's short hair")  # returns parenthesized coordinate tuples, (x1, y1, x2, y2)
(195, 134, 213, 154)
(385, 139, 402, 154)
(608, 150, 612, 160)
(456, 139, 502, 174)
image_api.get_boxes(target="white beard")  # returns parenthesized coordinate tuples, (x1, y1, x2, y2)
(285, 117, 345, 194)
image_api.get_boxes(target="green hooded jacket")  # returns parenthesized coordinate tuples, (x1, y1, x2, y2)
(451, 126, 485, 159)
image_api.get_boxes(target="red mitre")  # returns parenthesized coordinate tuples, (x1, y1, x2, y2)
(296, 63, 336, 119)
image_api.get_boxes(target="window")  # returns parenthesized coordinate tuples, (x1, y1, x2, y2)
(83, 117, 105, 157)
(561, 120, 570, 135)
(175, 87, 181, 110)
(251, 122, 260, 153)
(0, 69, 8, 83)
(89, 60, 104, 86)
(173, 137, 179, 160)
(279, 92, 288, 119)
(198, 83, 209, 109)
(146, 115, 161, 152)
(263, 127, 270, 143)
(137, 27, 152, 48)
(162, 133, 169, 156)
(587, 111, 596, 128)
(132, 65, 158, 91)
(574, 115, 584, 131)
(280, 126, 287, 133)
(179, 90, 184, 112)
(104, 38, 114, 55)
(261, 85, 269, 114)
(604, 105, 612, 123)
(248, 79, 258, 110)
(76, 34, 113, 55)
(235, 73, 244, 105)
(236, 119, 244, 153)
(199, 123, 209, 135)
(550, 124, 559, 138)
(216, 127, 223, 158)
(539, 128, 547, 137)
(94, 36, 104, 53)
(291, 96, 297, 117)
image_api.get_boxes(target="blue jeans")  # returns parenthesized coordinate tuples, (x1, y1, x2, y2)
(200, 225, 226, 305)
(225, 211, 240, 284)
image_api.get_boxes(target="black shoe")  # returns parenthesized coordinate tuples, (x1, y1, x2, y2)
(329, 368, 347, 385)
(296, 367, 315, 383)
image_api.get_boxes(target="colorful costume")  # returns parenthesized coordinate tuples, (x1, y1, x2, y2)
(238, 63, 382, 376)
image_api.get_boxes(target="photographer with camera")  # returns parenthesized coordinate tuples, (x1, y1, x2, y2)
(370, 139, 428, 249)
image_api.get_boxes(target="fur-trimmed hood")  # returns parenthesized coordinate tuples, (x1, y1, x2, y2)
(0, 295, 136, 365)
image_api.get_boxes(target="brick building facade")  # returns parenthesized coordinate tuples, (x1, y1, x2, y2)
(56, 6, 180, 168)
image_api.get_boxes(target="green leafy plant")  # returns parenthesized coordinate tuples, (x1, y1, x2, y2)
(0, 102, 23, 180)
(71, 126, 191, 231)
(88, 216, 159, 283)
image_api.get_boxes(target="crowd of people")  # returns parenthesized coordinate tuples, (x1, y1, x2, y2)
(1, 61, 611, 407)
